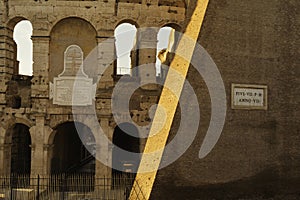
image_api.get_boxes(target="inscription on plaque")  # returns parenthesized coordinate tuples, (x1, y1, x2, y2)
(231, 84, 267, 110)
(50, 45, 95, 106)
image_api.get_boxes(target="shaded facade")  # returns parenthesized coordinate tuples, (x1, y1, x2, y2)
(0, 0, 299, 199)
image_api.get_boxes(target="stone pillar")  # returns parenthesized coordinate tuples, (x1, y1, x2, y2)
(96, 32, 115, 89)
(43, 144, 54, 175)
(0, 25, 14, 106)
(95, 118, 111, 178)
(31, 36, 50, 98)
(30, 36, 50, 123)
(0, 127, 9, 174)
(0, 144, 5, 174)
(137, 28, 158, 90)
(131, 46, 139, 77)
(29, 116, 51, 175)
(0, 144, 11, 174)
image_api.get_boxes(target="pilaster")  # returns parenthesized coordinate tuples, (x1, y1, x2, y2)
(29, 115, 53, 175)
(95, 118, 112, 178)
(0, 26, 15, 106)
(31, 36, 50, 98)
(137, 28, 158, 90)
(96, 35, 115, 89)
(0, 126, 9, 174)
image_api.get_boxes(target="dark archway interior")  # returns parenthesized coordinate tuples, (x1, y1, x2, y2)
(10, 123, 31, 174)
(51, 122, 95, 174)
(112, 123, 140, 178)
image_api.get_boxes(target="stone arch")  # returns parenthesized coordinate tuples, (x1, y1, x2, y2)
(3, 17, 33, 109)
(50, 16, 97, 35)
(48, 118, 97, 145)
(13, 20, 33, 76)
(48, 119, 77, 145)
(4, 123, 32, 175)
(115, 19, 140, 29)
(15, 117, 34, 128)
(162, 23, 182, 32)
(2, 115, 34, 131)
(4, 17, 33, 77)
(49, 17, 97, 81)
(7, 17, 33, 74)
(48, 117, 71, 131)
(6, 16, 30, 29)
(156, 24, 182, 78)
(48, 121, 96, 174)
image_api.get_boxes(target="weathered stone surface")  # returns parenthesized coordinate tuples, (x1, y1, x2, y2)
(0, 0, 185, 179)
(151, 0, 300, 199)
(0, 0, 299, 199)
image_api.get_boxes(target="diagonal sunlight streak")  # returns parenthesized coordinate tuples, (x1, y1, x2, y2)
(129, 1, 210, 199)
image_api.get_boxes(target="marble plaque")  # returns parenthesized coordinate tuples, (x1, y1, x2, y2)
(50, 45, 95, 106)
(231, 84, 267, 110)
(50, 77, 95, 106)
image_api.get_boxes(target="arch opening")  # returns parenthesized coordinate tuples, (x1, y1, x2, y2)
(4, 124, 31, 187)
(112, 122, 140, 188)
(50, 122, 96, 174)
(13, 20, 33, 76)
(7, 124, 32, 174)
(156, 26, 176, 78)
(114, 23, 138, 76)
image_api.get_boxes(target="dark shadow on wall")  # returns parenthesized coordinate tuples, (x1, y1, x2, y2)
(6, 75, 32, 108)
(151, 168, 300, 200)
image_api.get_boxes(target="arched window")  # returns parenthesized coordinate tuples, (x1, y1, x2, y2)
(13, 20, 33, 76)
(156, 26, 175, 77)
(115, 23, 137, 75)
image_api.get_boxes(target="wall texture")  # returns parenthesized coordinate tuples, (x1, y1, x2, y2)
(0, 0, 299, 199)
(151, 0, 300, 199)
(0, 0, 187, 176)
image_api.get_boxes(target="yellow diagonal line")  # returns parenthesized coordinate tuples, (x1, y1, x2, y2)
(129, 1, 210, 199)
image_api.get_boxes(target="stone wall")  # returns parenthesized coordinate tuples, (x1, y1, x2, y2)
(151, 0, 300, 199)
(0, 0, 185, 176)
(0, 0, 299, 199)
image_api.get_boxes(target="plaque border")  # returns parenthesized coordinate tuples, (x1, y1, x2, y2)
(231, 83, 268, 110)
(52, 76, 94, 106)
